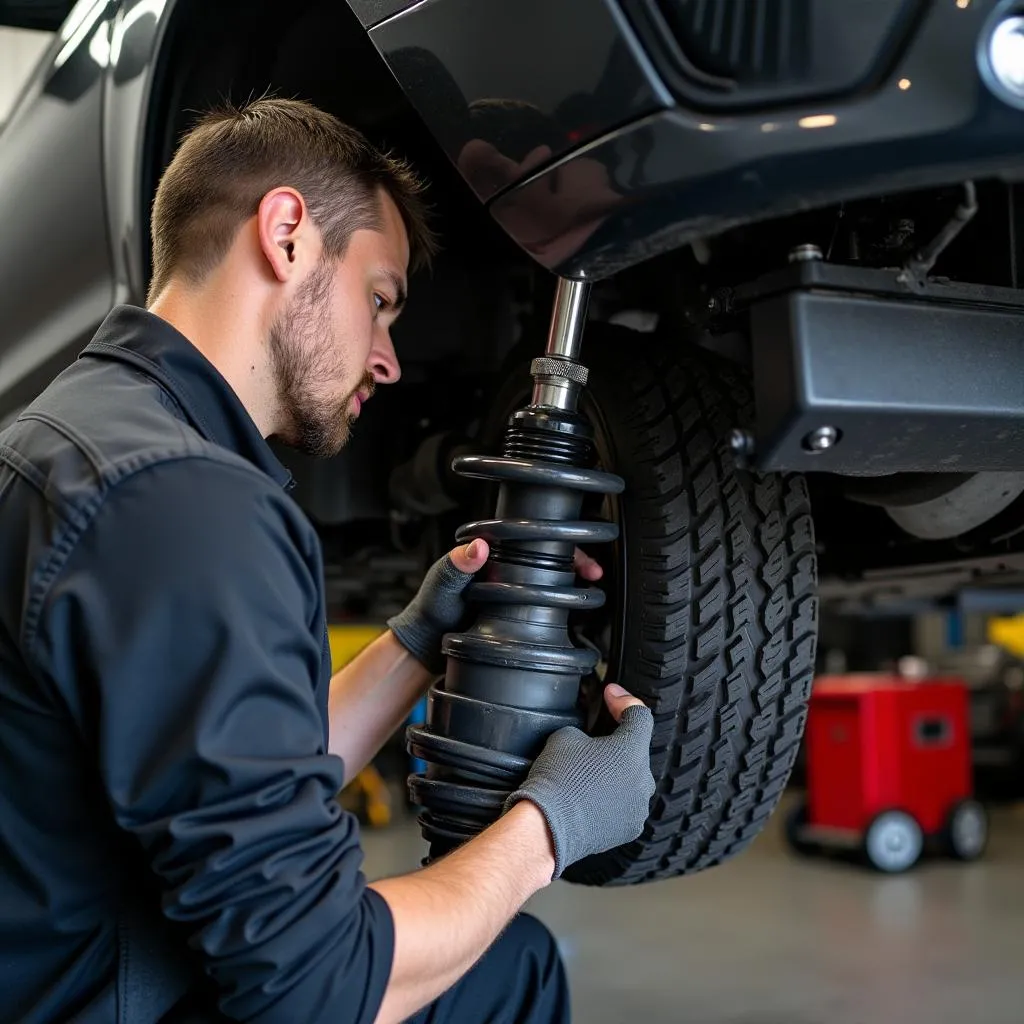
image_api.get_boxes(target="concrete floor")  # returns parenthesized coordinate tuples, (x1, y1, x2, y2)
(362, 794, 1024, 1023)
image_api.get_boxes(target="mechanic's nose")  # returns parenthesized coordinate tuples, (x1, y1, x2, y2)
(369, 333, 401, 385)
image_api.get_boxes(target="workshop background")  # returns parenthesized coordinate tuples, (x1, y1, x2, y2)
(4, 19, 1024, 1024)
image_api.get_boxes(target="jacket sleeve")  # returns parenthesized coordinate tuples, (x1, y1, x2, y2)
(30, 456, 394, 1024)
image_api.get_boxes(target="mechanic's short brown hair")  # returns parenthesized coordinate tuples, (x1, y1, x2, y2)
(146, 97, 435, 302)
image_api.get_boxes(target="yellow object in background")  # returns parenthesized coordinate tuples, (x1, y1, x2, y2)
(328, 623, 391, 827)
(327, 623, 385, 670)
(343, 767, 393, 829)
(987, 614, 1024, 658)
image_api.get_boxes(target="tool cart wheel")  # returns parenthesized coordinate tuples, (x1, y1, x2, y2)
(864, 810, 924, 873)
(783, 800, 817, 857)
(481, 324, 819, 884)
(944, 799, 989, 862)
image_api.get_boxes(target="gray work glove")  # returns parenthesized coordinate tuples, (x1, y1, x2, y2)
(504, 685, 656, 879)
(387, 540, 488, 674)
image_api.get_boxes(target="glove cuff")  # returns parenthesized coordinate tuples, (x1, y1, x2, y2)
(387, 613, 446, 675)
(504, 781, 576, 880)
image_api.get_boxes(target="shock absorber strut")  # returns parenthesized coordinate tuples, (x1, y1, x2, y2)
(407, 279, 625, 855)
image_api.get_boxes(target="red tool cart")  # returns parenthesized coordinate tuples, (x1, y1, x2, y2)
(785, 674, 988, 872)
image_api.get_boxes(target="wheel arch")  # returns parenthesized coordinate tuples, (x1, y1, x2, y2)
(106, 0, 510, 307)
(103, 0, 192, 307)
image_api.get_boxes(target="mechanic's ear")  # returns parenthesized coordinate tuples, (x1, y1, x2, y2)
(257, 187, 307, 282)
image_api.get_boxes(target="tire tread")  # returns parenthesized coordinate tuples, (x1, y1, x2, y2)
(564, 329, 818, 886)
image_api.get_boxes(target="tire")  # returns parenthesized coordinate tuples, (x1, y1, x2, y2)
(864, 810, 924, 873)
(944, 799, 988, 861)
(484, 325, 818, 885)
(783, 799, 816, 857)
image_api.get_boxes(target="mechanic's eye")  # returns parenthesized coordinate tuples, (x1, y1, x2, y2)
(373, 293, 388, 314)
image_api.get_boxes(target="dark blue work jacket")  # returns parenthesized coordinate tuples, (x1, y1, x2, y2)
(0, 306, 393, 1023)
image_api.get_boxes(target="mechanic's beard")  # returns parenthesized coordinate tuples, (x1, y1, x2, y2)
(268, 261, 366, 459)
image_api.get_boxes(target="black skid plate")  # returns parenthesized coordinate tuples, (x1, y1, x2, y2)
(740, 263, 1024, 475)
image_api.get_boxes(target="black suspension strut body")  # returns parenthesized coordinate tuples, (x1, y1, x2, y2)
(407, 280, 625, 855)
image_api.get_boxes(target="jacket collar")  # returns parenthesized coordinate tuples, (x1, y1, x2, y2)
(81, 305, 294, 490)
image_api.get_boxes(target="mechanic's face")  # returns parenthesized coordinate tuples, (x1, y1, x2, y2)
(268, 191, 408, 458)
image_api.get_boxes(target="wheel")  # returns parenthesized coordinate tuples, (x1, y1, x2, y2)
(783, 800, 816, 857)
(482, 324, 818, 885)
(864, 810, 924, 873)
(944, 799, 988, 861)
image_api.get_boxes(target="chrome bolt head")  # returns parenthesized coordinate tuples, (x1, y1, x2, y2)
(802, 426, 840, 452)
(789, 244, 823, 264)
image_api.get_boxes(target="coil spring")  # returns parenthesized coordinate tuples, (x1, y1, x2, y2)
(407, 415, 625, 854)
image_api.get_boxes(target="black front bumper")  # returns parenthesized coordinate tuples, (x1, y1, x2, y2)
(359, 0, 1024, 279)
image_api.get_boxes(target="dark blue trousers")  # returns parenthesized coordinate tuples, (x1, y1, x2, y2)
(407, 914, 570, 1024)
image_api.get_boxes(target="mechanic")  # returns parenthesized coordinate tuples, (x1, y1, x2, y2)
(0, 97, 656, 1024)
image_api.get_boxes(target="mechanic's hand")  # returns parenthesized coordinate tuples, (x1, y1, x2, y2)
(504, 684, 655, 879)
(389, 544, 602, 674)
(573, 547, 603, 582)
(386, 540, 490, 675)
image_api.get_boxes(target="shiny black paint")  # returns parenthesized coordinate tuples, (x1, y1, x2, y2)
(367, 0, 1024, 280)
(369, 0, 668, 201)
(0, 0, 119, 424)
(348, 0, 417, 29)
(490, 0, 1024, 278)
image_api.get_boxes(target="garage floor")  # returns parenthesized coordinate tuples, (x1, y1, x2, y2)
(362, 794, 1024, 1023)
